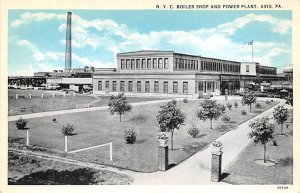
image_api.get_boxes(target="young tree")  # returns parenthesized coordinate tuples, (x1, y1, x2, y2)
(156, 100, 185, 150)
(16, 117, 30, 146)
(241, 91, 256, 113)
(61, 124, 75, 152)
(108, 92, 132, 122)
(248, 117, 274, 163)
(197, 100, 224, 129)
(273, 105, 289, 135)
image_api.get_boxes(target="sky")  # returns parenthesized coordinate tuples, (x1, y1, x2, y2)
(8, 10, 292, 76)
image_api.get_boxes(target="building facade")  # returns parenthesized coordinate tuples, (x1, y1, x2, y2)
(93, 50, 277, 96)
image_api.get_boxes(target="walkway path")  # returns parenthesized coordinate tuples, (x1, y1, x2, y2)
(8, 98, 176, 122)
(130, 99, 286, 184)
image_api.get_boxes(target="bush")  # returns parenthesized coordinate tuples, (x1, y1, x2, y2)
(220, 104, 226, 113)
(226, 102, 232, 110)
(241, 109, 247, 116)
(234, 101, 239, 108)
(183, 98, 188, 103)
(265, 100, 271, 105)
(221, 115, 231, 124)
(270, 99, 274, 102)
(61, 124, 75, 136)
(124, 129, 137, 144)
(16, 117, 28, 130)
(187, 125, 201, 138)
(255, 102, 262, 109)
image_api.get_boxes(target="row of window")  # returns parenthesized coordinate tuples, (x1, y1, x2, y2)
(120, 58, 169, 70)
(98, 80, 188, 94)
(174, 58, 240, 73)
(259, 67, 276, 75)
(198, 81, 220, 93)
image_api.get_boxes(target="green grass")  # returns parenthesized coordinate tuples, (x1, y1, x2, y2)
(8, 99, 278, 172)
(8, 89, 164, 116)
(223, 109, 293, 184)
(8, 151, 133, 185)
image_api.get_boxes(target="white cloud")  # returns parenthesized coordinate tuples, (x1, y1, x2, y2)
(9, 63, 58, 76)
(17, 39, 46, 62)
(216, 13, 291, 35)
(11, 12, 291, 71)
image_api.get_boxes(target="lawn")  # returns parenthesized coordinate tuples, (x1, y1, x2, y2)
(223, 108, 293, 184)
(8, 98, 278, 172)
(8, 151, 132, 185)
(8, 89, 164, 116)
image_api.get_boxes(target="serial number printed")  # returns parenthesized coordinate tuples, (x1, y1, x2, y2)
(277, 186, 288, 190)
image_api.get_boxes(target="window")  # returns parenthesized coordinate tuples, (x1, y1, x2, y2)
(246, 65, 250, 72)
(112, 81, 116, 91)
(131, 59, 135, 69)
(142, 59, 146, 69)
(198, 81, 204, 91)
(128, 81, 133, 92)
(154, 81, 159, 93)
(163, 82, 168, 93)
(105, 81, 109, 89)
(126, 59, 130, 69)
(183, 82, 188, 94)
(147, 59, 151, 69)
(120, 81, 125, 92)
(173, 81, 178, 93)
(201, 61, 204, 70)
(207, 81, 212, 91)
(145, 81, 150, 92)
(98, 81, 102, 91)
(158, 58, 163, 69)
(136, 59, 140, 69)
(164, 58, 169, 69)
(137, 81, 141, 92)
(121, 59, 125, 69)
(153, 58, 157, 69)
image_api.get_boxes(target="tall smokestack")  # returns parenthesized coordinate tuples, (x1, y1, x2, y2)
(65, 12, 72, 72)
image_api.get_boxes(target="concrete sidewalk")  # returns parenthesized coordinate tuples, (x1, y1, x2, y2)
(8, 98, 177, 122)
(130, 99, 286, 184)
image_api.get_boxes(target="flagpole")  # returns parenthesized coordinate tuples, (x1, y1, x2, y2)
(252, 41, 253, 62)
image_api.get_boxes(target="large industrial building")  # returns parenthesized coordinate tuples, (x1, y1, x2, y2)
(8, 12, 291, 96)
(92, 50, 278, 97)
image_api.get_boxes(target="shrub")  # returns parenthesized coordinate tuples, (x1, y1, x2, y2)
(255, 102, 262, 109)
(241, 92, 256, 113)
(52, 118, 57, 123)
(61, 124, 75, 136)
(226, 102, 232, 110)
(241, 109, 247, 116)
(212, 140, 223, 147)
(187, 125, 201, 138)
(221, 115, 231, 124)
(270, 99, 274, 102)
(248, 117, 275, 163)
(16, 117, 28, 130)
(220, 104, 226, 113)
(124, 129, 137, 144)
(157, 132, 169, 140)
(234, 101, 239, 108)
(183, 98, 188, 103)
(108, 92, 132, 122)
(197, 100, 224, 130)
(157, 100, 185, 150)
(265, 100, 271, 105)
(272, 139, 278, 146)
